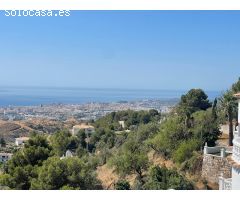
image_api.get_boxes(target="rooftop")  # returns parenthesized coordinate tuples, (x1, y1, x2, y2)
(15, 137, 30, 141)
(234, 93, 240, 99)
(0, 153, 13, 156)
(73, 124, 94, 129)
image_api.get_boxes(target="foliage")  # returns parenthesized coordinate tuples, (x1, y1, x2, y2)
(148, 89, 220, 164)
(31, 157, 100, 190)
(191, 109, 221, 147)
(95, 109, 161, 131)
(115, 180, 130, 190)
(0, 89, 227, 190)
(232, 77, 240, 93)
(173, 139, 200, 164)
(178, 89, 211, 114)
(76, 129, 87, 149)
(110, 137, 149, 181)
(177, 89, 211, 127)
(216, 78, 240, 146)
(147, 116, 187, 158)
(134, 123, 160, 143)
(50, 130, 72, 156)
(0, 165, 37, 190)
(0, 134, 51, 189)
(143, 166, 193, 190)
(180, 152, 203, 175)
(218, 90, 237, 146)
(0, 138, 6, 147)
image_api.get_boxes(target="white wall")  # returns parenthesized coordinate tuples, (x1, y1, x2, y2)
(238, 100, 240, 124)
(232, 167, 240, 190)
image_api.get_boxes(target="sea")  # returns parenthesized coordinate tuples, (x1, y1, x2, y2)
(0, 86, 222, 107)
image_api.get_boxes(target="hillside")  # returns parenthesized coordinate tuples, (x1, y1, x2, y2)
(0, 119, 72, 142)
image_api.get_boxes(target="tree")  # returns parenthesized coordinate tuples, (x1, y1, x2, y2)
(50, 130, 71, 156)
(0, 138, 6, 147)
(192, 109, 221, 147)
(134, 123, 159, 143)
(76, 129, 87, 149)
(232, 77, 240, 93)
(217, 78, 240, 146)
(232, 77, 240, 126)
(0, 134, 51, 189)
(178, 89, 211, 127)
(173, 139, 200, 164)
(31, 157, 100, 190)
(143, 166, 193, 190)
(147, 116, 187, 158)
(115, 180, 130, 190)
(149, 109, 159, 117)
(110, 137, 149, 184)
(219, 90, 237, 146)
(0, 165, 37, 190)
(212, 98, 218, 121)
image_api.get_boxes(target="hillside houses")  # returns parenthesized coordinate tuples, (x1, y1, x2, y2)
(0, 153, 12, 163)
(71, 124, 95, 136)
(15, 137, 29, 146)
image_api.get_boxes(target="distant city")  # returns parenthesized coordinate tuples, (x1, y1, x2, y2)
(0, 99, 178, 121)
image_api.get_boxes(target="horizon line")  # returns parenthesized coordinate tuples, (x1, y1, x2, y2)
(0, 85, 225, 93)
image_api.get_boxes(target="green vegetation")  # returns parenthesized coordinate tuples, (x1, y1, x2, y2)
(216, 78, 240, 146)
(0, 138, 6, 147)
(148, 89, 221, 166)
(94, 109, 161, 131)
(0, 134, 52, 189)
(115, 180, 130, 190)
(31, 157, 100, 190)
(177, 89, 212, 128)
(2, 78, 240, 190)
(0, 134, 100, 190)
(143, 166, 193, 190)
(110, 137, 149, 182)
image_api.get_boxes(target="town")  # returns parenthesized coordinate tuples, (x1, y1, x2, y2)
(0, 99, 177, 121)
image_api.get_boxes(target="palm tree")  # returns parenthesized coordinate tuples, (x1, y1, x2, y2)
(232, 77, 240, 127)
(219, 90, 237, 146)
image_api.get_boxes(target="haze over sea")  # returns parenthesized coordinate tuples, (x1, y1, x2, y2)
(0, 86, 221, 107)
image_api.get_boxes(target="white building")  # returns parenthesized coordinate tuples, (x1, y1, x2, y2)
(60, 150, 74, 160)
(72, 124, 95, 136)
(119, 121, 125, 129)
(15, 137, 29, 146)
(0, 153, 13, 163)
(220, 93, 240, 190)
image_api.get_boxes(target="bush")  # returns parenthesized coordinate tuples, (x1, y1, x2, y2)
(180, 152, 203, 175)
(115, 180, 130, 190)
(173, 139, 200, 164)
(143, 166, 193, 190)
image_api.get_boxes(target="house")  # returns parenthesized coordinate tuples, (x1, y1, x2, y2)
(0, 153, 13, 163)
(119, 121, 125, 129)
(60, 150, 74, 160)
(219, 93, 240, 190)
(15, 137, 29, 146)
(72, 124, 95, 136)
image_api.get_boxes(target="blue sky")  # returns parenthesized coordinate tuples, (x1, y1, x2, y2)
(0, 11, 240, 91)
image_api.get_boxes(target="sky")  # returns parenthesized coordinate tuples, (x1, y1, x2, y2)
(0, 10, 240, 91)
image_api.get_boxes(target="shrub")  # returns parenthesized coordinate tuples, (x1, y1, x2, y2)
(115, 180, 130, 190)
(173, 139, 200, 164)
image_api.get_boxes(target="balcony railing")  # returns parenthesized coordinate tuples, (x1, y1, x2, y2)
(234, 130, 240, 138)
(219, 177, 232, 190)
(233, 138, 240, 164)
